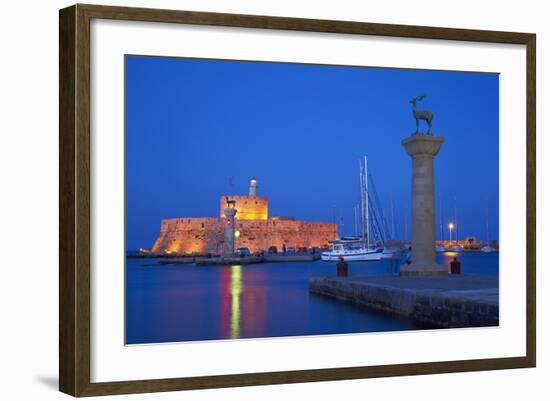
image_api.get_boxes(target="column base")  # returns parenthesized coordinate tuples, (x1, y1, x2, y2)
(400, 263, 448, 277)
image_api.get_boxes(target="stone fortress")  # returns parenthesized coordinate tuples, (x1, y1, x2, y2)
(150, 178, 338, 254)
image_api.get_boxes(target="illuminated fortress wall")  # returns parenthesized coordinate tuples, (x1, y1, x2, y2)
(218, 196, 268, 220)
(150, 216, 337, 254)
(150, 217, 224, 254)
(234, 218, 337, 252)
(266, 218, 337, 250)
(149, 179, 337, 254)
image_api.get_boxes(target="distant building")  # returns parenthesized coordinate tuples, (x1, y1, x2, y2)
(463, 236, 479, 249)
(150, 178, 337, 254)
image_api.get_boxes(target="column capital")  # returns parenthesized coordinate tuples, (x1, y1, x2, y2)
(402, 134, 445, 158)
(224, 208, 237, 218)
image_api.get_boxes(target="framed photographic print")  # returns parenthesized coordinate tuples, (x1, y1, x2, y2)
(59, 4, 536, 397)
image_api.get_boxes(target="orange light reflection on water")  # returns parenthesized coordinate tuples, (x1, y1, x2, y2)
(229, 265, 243, 339)
(218, 264, 269, 340)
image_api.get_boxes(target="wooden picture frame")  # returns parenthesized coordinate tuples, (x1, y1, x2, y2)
(59, 3, 536, 397)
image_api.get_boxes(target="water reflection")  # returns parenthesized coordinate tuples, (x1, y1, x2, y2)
(436, 251, 499, 275)
(220, 265, 269, 339)
(125, 254, 498, 344)
(229, 265, 242, 339)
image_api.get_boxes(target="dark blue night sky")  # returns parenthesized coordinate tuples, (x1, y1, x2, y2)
(125, 55, 499, 251)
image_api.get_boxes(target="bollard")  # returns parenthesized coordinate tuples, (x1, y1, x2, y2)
(337, 257, 348, 277)
(450, 257, 461, 274)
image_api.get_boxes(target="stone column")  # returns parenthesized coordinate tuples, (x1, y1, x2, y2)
(401, 135, 446, 276)
(223, 207, 238, 255)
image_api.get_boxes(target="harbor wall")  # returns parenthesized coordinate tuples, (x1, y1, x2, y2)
(150, 217, 337, 254)
(309, 276, 499, 328)
(150, 217, 224, 254)
(235, 218, 336, 252)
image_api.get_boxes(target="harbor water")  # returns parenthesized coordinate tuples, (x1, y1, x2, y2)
(126, 252, 498, 344)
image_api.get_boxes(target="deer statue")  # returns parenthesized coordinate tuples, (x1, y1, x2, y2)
(409, 95, 434, 134)
(225, 196, 236, 209)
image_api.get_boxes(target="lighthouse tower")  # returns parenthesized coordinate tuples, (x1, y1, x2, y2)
(249, 177, 258, 196)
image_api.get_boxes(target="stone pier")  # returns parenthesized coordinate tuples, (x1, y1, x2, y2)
(401, 134, 446, 276)
(309, 275, 499, 328)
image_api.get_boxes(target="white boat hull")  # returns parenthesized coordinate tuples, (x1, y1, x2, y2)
(381, 248, 401, 259)
(321, 250, 382, 262)
(480, 246, 497, 253)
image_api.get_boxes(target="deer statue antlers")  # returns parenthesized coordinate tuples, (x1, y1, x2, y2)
(409, 94, 434, 135)
(409, 94, 426, 104)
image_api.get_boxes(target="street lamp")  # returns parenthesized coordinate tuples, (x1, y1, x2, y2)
(448, 223, 454, 243)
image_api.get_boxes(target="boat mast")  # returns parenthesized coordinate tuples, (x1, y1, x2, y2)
(339, 209, 344, 238)
(335, 205, 339, 238)
(454, 196, 458, 243)
(485, 206, 490, 245)
(359, 159, 365, 241)
(354, 204, 358, 237)
(439, 194, 443, 242)
(365, 155, 370, 249)
(390, 195, 395, 240)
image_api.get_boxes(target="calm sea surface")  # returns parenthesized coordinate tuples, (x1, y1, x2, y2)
(126, 252, 498, 344)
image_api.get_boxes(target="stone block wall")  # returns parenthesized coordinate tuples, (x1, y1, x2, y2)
(309, 276, 499, 329)
(150, 216, 337, 254)
(233, 219, 269, 251)
(264, 219, 337, 251)
(150, 217, 224, 254)
(219, 195, 268, 220)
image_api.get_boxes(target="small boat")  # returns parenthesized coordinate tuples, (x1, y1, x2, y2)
(435, 245, 447, 253)
(449, 244, 464, 252)
(321, 238, 382, 262)
(480, 245, 497, 253)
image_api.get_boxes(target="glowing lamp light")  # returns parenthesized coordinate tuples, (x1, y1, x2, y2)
(234, 230, 241, 238)
(448, 222, 455, 242)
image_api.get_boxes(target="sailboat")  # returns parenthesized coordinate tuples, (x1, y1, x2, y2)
(480, 206, 497, 253)
(321, 237, 383, 262)
(322, 156, 382, 262)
